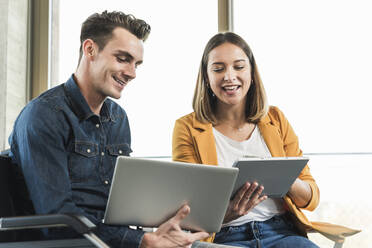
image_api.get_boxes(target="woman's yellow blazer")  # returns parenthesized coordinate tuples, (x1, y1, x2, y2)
(172, 106, 359, 244)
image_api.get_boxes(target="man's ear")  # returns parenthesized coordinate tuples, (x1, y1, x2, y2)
(82, 39, 97, 59)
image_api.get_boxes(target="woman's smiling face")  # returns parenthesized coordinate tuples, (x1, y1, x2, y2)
(207, 42, 252, 107)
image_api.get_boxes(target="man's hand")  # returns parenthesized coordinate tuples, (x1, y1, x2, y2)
(140, 205, 210, 248)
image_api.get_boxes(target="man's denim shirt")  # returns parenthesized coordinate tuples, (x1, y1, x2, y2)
(9, 76, 144, 247)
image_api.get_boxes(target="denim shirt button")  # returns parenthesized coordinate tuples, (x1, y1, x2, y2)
(104, 180, 109, 185)
(118, 150, 122, 154)
(96, 124, 100, 128)
(87, 148, 91, 153)
(101, 152, 104, 156)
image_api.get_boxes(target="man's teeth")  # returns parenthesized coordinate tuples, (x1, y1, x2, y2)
(114, 77, 125, 86)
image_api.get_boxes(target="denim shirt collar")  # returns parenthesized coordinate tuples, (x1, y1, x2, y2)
(64, 75, 114, 122)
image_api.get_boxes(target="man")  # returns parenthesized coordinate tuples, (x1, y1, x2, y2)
(8, 11, 209, 248)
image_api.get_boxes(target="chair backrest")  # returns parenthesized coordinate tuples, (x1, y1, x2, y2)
(0, 154, 16, 241)
(0, 154, 15, 215)
(0, 152, 41, 242)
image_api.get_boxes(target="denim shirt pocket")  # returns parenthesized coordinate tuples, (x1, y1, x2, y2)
(68, 141, 99, 183)
(107, 143, 132, 157)
(104, 143, 132, 178)
(74, 141, 99, 157)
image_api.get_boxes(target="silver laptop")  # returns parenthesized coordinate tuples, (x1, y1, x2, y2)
(103, 156, 238, 233)
(232, 157, 309, 198)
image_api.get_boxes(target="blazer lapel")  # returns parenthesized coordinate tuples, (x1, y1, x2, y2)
(192, 115, 218, 165)
(190, 112, 286, 164)
(258, 115, 286, 157)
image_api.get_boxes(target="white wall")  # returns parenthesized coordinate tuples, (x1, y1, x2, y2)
(0, 0, 28, 150)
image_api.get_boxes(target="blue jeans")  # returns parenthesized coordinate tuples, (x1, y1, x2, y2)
(214, 214, 319, 248)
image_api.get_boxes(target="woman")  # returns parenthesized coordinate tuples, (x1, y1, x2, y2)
(172, 32, 356, 247)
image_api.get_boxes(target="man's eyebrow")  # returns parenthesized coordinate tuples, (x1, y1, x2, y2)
(114, 50, 134, 60)
(114, 50, 143, 65)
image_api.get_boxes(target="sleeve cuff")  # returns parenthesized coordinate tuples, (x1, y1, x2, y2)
(121, 227, 145, 248)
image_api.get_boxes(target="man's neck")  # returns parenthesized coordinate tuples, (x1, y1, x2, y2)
(73, 72, 105, 116)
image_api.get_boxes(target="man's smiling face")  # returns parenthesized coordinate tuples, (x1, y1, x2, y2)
(89, 27, 144, 100)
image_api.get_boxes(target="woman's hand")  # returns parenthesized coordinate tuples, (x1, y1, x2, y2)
(223, 182, 267, 223)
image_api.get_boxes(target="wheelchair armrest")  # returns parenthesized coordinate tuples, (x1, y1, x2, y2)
(0, 214, 96, 235)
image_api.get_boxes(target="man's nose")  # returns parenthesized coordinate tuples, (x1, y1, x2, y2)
(123, 63, 136, 80)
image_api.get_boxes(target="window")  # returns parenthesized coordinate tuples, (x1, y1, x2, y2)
(235, 1, 371, 246)
(235, 0, 372, 153)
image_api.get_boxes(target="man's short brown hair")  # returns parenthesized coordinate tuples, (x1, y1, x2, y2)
(78, 10, 151, 63)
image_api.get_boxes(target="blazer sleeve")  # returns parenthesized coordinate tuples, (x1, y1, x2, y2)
(271, 106, 320, 211)
(172, 117, 216, 243)
(172, 118, 200, 164)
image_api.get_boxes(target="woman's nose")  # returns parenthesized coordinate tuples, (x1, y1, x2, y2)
(223, 68, 236, 82)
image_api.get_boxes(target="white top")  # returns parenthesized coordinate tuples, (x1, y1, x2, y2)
(213, 126, 285, 226)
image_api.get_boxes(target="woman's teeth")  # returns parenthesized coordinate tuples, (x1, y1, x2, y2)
(223, 86, 239, 91)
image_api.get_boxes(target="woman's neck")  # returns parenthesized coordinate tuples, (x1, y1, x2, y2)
(215, 101, 246, 126)
(213, 101, 256, 142)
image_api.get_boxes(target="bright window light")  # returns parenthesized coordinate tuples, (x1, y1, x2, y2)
(58, 0, 217, 156)
(235, 0, 372, 153)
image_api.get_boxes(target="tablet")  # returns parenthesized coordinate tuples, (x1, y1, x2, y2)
(232, 157, 309, 198)
(103, 156, 239, 232)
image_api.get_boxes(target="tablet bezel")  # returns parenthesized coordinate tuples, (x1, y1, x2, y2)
(232, 157, 309, 198)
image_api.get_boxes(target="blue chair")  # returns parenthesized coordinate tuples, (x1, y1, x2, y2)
(0, 152, 109, 248)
